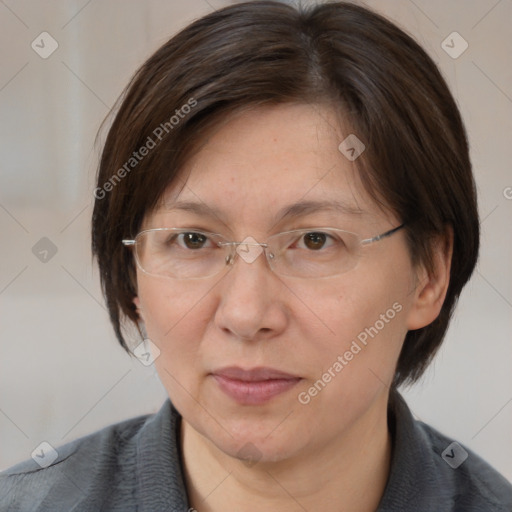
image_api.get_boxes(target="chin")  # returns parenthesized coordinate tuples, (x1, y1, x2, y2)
(201, 417, 309, 467)
(225, 436, 301, 466)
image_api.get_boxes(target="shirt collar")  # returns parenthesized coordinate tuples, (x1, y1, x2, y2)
(136, 400, 189, 511)
(376, 390, 445, 511)
(134, 393, 446, 511)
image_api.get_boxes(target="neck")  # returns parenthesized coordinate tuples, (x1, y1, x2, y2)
(181, 391, 392, 512)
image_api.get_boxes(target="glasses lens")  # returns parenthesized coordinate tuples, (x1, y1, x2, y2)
(135, 229, 228, 278)
(131, 228, 364, 279)
(268, 228, 360, 278)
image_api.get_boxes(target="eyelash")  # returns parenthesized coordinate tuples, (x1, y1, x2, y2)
(168, 229, 340, 251)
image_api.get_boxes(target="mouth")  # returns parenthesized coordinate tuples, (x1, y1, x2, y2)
(211, 366, 302, 405)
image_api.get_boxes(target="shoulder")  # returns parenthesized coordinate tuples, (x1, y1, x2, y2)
(418, 420, 512, 511)
(379, 392, 512, 512)
(0, 410, 155, 512)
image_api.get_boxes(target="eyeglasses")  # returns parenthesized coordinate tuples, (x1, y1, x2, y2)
(122, 224, 405, 279)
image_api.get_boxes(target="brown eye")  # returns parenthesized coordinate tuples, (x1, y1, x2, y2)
(303, 232, 327, 250)
(181, 232, 208, 249)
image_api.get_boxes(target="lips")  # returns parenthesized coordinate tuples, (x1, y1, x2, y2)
(211, 366, 302, 405)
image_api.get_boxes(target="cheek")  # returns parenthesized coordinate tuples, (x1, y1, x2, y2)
(136, 277, 213, 397)
(289, 277, 407, 445)
(296, 261, 410, 397)
(138, 278, 210, 340)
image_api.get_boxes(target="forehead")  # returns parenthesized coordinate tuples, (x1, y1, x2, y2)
(154, 103, 384, 226)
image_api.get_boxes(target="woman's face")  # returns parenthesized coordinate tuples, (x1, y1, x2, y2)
(135, 103, 421, 464)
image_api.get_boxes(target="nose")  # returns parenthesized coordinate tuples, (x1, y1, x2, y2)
(214, 246, 288, 342)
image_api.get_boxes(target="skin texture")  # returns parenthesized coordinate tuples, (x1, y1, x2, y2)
(134, 103, 452, 512)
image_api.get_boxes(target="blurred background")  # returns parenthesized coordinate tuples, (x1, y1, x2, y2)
(1, 0, 511, 480)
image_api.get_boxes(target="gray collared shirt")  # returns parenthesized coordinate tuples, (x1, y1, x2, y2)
(1, 393, 511, 511)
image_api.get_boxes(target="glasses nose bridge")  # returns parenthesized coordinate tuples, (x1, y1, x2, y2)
(219, 239, 272, 267)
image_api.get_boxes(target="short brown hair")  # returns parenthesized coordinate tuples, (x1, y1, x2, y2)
(92, 1, 479, 388)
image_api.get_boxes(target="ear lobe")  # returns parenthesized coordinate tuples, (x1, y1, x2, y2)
(133, 296, 143, 321)
(406, 228, 453, 331)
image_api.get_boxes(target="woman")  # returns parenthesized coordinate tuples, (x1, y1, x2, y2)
(1, 1, 511, 510)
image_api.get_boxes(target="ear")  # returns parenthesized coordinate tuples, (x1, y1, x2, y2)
(406, 228, 453, 331)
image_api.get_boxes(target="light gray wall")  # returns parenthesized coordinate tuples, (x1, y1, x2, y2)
(1, 0, 511, 481)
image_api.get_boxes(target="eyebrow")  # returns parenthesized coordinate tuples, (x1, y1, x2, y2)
(161, 199, 365, 224)
(274, 199, 365, 221)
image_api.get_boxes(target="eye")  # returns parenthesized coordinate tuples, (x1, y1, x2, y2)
(297, 231, 334, 251)
(173, 231, 212, 250)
